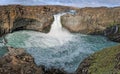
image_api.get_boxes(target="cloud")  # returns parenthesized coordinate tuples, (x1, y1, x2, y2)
(0, 0, 119, 7)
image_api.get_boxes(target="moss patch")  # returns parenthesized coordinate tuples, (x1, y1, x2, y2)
(88, 45, 120, 74)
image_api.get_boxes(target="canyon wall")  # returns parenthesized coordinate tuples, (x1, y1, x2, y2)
(61, 7, 120, 34)
(0, 5, 76, 36)
(0, 5, 120, 74)
(0, 5, 120, 41)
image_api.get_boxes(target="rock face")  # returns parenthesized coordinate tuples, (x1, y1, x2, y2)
(0, 5, 120, 41)
(61, 7, 120, 34)
(0, 47, 67, 74)
(0, 5, 76, 36)
(104, 24, 120, 42)
(0, 47, 44, 74)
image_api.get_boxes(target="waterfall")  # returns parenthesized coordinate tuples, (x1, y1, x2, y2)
(49, 14, 63, 34)
(5, 13, 118, 73)
(5, 13, 73, 48)
(48, 13, 72, 45)
(23, 13, 73, 47)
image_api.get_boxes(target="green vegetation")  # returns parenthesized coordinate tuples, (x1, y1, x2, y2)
(88, 45, 120, 74)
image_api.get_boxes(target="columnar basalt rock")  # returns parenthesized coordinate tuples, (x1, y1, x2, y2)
(0, 5, 54, 36)
(0, 5, 77, 36)
(61, 7, 120, 34)
(0, 5, 120, 41)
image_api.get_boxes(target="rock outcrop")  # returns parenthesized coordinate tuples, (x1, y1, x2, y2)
(0, 5, 120, 42)
(0, 5, 77, 37)
(104, 24, 120, 42)
(0, 47, 67, 74)
(0, 47, 44, 74)
(76, 45, 120, 74)
(61, 7, 120, 34)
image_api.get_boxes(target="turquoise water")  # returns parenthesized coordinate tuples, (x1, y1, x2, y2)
(5, 30, 118, 73)
(0, 38, 8, 57)
(0, 46, 8, 57)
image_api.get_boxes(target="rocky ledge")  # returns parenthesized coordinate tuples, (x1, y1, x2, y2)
(0, 5, 77, 36)
(0, 47, 67, 74)
(61, 7, 120, 42)
(104, 24, 120, 42)
(76, 45, 120, 74)
(0, 5, 120, 42)
(61, 7, 120, 35)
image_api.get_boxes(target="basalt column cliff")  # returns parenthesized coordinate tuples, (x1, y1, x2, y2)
(0, 5, 76, 36)
(0, 5, 120, 42)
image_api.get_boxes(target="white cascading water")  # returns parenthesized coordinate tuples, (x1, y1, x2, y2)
(21, 13, 73, 48)
(48, 13, 72, 44)
(5, 13, 117, 73)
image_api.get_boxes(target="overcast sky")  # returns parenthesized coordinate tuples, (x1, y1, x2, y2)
(0, 0, 120, 7)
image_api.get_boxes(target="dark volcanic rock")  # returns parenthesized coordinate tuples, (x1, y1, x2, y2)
(76, 57, 92, 74)
(0, 47, 44, 74)
(104, 24, 120, 42)
(0, 47, 67, 74)
(115, 53, 120, 70)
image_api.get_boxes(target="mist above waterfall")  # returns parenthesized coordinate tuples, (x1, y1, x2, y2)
(0, 0, 120, 7)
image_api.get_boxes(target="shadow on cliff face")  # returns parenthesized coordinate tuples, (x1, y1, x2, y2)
(12, 18, 51, 33)
(0, 17, 52, 37)
(104, 24, 120, 42)
(0, 5, 76, 37)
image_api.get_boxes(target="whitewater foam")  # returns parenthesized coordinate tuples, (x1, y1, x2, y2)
(21, 14, 73, 48)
